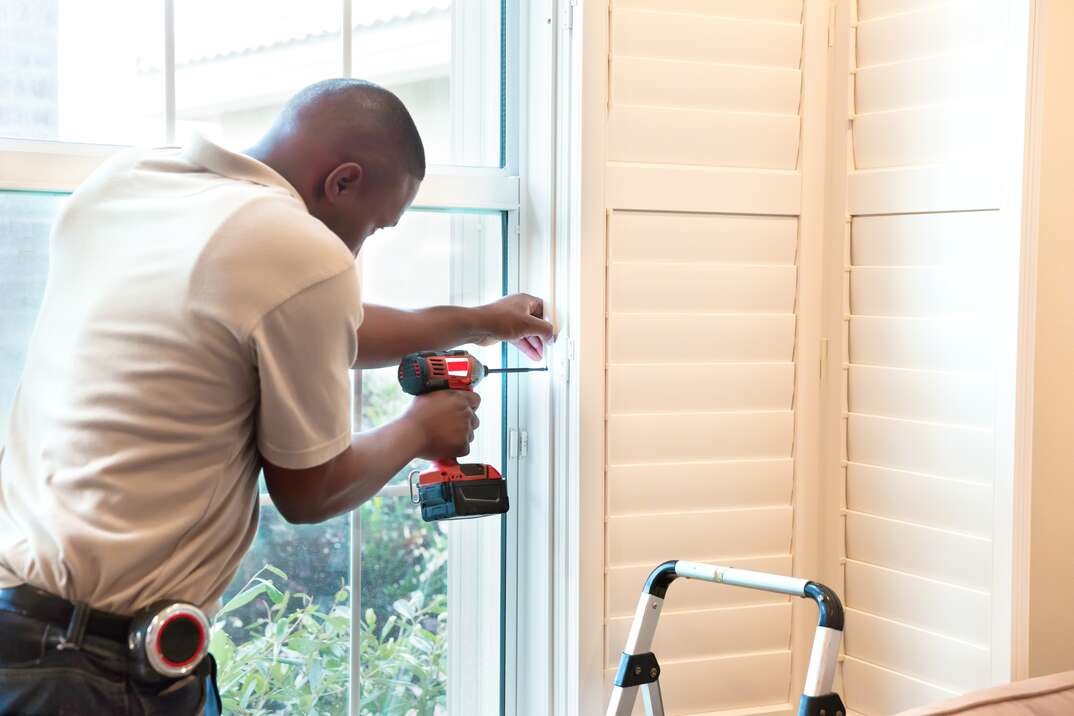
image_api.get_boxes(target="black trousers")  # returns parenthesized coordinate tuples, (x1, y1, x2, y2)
(0, 608, 221, 715)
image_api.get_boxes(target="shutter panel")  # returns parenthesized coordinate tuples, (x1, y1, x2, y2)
(841, 0, 1014, 708)
(603, 2, 805, 713)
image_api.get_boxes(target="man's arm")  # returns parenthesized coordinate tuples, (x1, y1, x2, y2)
(264, 390, 480, 524)
(355, 293, 554, 369)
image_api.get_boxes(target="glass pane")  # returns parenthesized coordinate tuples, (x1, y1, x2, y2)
(212, 508, 352, 714)
(358, 1, 503, 167)
(173, 0, 342, 148)
(358, 211, 504, 715)
(0, 192, 57, 442)
(0, 0, 164, 144)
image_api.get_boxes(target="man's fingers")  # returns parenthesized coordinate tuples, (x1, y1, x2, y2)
(524, 336, 544, 359)
(512, 337, 541, 361)
(526, 295, 544, 319)
(526, 315, 555, 341)
(463, 392, 481, 409)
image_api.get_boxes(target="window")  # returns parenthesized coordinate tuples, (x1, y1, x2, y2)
(358, 211, 506, 714)
(0, 1, 164, 145)
(0, 1, 552, 714)
(0, 192, 56, 439)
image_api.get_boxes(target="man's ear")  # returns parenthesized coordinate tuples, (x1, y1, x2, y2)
(324, 162, 364, 203)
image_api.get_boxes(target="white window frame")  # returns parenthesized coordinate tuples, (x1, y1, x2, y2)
(0, 1, 568, 715)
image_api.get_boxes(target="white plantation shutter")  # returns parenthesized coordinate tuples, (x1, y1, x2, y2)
(603, 2, 806, 713)
(839, 0, 1016, 711)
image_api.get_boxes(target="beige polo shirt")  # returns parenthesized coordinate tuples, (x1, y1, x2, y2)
(0, 135, 362, 615)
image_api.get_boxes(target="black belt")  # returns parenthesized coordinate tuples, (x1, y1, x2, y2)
(0, 584, 131, 644)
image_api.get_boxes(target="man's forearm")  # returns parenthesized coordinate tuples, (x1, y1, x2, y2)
(354, 304, 487, 368)
(264, 418, 423, 524)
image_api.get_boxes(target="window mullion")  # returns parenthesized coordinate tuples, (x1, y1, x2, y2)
(412, 172, 520, 212)
(349, 242, 365, 716)
(349, 361, 363, 716)
(349, 508, 362, 716)
(164, 0, 176, 144)
(345, 1, 358, 708)
(342, 0, 352, 78)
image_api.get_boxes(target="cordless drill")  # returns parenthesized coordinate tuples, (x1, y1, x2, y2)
(398, 349, 545, 522)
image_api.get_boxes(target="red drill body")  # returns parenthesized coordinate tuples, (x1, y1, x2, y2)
(398, 350, 505, 521)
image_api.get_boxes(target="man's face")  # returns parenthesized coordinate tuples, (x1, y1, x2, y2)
(344, 172, 421, 256)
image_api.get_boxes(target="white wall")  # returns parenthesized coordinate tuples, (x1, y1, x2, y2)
(1029, 0, 1074, 679)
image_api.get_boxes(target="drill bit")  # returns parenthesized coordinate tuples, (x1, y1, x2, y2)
(484, 366, 549, 374)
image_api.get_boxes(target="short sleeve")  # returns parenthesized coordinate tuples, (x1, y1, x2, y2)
(250, 265, 362, 469)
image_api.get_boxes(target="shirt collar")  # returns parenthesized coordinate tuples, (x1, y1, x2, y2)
(180, 133, 306, 207)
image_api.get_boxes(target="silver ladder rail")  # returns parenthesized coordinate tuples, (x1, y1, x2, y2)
(606, 560, 846, 716)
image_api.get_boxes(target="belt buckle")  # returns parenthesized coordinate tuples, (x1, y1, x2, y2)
(56, 601, 90, 651)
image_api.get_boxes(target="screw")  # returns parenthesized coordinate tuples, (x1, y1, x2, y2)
(650, 601, 658, 610)
(633, 665, 642, 675)
(649, 667, 658, 678)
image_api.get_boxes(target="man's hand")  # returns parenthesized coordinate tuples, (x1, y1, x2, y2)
(473, 293, 555, 361)
(263, 389, 481, 524)
(404, 390, 481, 459)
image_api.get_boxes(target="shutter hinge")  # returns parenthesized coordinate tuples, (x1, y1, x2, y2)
(563, 0, 577, 31)
(508, 429, 529, 459)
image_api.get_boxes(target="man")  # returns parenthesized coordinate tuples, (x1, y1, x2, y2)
(0, 79, 553, 714)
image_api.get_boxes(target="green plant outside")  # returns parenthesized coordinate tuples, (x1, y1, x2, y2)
(210, 564, 447, 715)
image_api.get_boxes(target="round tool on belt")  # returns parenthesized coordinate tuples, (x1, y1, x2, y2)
(128, 601, 211, 681)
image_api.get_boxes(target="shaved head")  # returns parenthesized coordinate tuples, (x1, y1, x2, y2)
(275, 79, 425, 180)
(246, 79, 425, 254)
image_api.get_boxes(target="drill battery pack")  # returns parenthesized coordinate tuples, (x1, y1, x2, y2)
(410, 462, 509, 522)
(415, 479, 509, 522)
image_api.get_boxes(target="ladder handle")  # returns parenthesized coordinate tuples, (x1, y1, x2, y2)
(643, 561, 844, 631)
(804, 581, 844, 631)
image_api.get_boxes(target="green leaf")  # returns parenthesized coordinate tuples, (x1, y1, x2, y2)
(289, 637, 320, 656)
(217, 583, 268, 616)
(393, 599, 414, 619)
(208, 628, 236, 667)
(309, 657, 324, 693)
(335, 588, 348, 603)
(240, 676, 259, 709)
(265, 582, 285, 605)
(262, 565, 288, 581)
